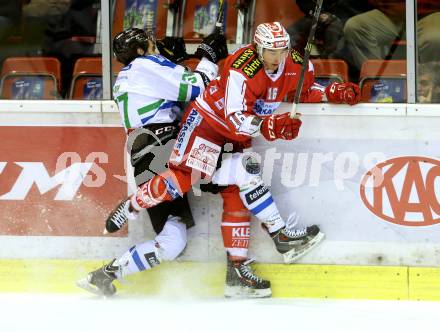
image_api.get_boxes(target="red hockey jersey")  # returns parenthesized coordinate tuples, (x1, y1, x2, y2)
(194, 44, 321, 143)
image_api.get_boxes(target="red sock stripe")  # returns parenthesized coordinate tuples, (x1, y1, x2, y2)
(221, 221, 250, 251)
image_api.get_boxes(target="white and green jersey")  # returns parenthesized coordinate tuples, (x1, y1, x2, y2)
(113, 54, 212, 130)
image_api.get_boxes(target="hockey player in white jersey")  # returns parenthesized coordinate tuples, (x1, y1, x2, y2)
(77, 28, 228, 297)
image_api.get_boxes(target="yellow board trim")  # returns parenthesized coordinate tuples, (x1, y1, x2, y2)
(1, 260, 440, 300)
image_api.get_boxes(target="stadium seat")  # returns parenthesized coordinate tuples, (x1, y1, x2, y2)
(359, 60, 407, 102)
(311, 59, 349, 86)
(285, 59, 349, 102)
(0, 57, 61, 100)
(69, 36, 96, 44)
(69, 57, 124, 100)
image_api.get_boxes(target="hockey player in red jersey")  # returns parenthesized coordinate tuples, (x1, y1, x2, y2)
(103, 22, 361, 298)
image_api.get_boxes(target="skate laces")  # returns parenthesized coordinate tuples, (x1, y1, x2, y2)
(110, 201, 129, 229)
(103, 260, 125, 282)
(282, 212, 307, 238)
(110, 200, 137, 229)
(239, 259, 264, 283)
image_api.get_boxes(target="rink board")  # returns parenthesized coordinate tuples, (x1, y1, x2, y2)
(1, 259, 440, 301)
(0, 109, 440, 266)
(1, 102, 440, 300)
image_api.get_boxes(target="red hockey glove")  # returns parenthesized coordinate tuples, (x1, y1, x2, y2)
(302, 88, 324, 103)
(325, 82, 361, 105)
(260, 113, 302, 141)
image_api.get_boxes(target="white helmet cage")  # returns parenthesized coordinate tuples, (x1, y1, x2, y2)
(253, 22, 290, 60)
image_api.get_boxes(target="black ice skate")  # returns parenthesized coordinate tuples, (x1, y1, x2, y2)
(225, 258, 271, 298)
(76, 260, 119, 296)
(268, 224, 325, 263)
(104, 198, 138, 233)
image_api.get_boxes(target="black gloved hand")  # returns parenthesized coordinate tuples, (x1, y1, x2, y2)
(194, 30, 228, 64)
(156, 36, 188, 63)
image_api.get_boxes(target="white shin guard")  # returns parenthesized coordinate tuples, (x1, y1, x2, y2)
(113, 216, 187, 278)
(213, 152, 285, 233)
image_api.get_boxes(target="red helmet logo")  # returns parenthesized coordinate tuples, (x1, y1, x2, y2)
(264, 22, 284, 37)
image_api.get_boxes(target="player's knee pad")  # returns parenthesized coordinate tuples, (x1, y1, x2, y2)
(212, 152, 263, 190)
(155, 215, 187, 261)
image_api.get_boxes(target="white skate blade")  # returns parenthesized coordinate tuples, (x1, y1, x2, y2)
(224, 285, 272, 299)
(283, 231, 325, 264)
(76, 276, 114, 297)
(76, 277, 105, 296)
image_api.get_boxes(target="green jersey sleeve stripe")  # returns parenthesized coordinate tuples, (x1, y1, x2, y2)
(137, 99, 165, 116)
(177, 83, 189, 101)
(115, 92, 130, 129)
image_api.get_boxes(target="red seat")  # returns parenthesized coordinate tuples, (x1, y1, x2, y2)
(69, 36, 96, 44)
(359, 60, 407, 102)
(0, 57, 61, 100)
(285, 59, 350, 102)
(311, 59, 349, 85)
(69, 57, 124, 99)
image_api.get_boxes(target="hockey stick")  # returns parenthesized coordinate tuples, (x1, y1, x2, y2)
(289, 0, 324, 119)
(215, 0, 226, 32)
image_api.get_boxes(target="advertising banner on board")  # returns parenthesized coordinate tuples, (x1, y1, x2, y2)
(0, 126, 127, 237)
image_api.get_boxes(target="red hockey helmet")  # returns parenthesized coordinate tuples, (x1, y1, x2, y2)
(253, 22, 290, 58)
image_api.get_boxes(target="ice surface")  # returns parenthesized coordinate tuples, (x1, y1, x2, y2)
(0, 294, 438, 332)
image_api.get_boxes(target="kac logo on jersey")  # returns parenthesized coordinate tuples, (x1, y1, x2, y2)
(253, 99, 281, 116)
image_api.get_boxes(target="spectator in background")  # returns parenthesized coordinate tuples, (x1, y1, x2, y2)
(0, 0, 30, 41)
(22, 0, 69, 18)
(344, 0, 440, 72)
(287, 0, 371, 58)
(417, 62, 438, 103)
(432, 73, 440, 104)
(42, 0, 100, 96)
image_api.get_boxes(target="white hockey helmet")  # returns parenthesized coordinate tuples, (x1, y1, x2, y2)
(253, 22, 290, 58)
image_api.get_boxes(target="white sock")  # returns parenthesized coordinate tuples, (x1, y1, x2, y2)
(238, 184, 285, 233)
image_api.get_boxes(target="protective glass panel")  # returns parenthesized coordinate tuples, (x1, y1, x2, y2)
(285, 0, 408, 103)
(415, 1, 440, 103)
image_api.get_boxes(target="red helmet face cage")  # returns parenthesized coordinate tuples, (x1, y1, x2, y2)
(254, 22, 290, 57)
